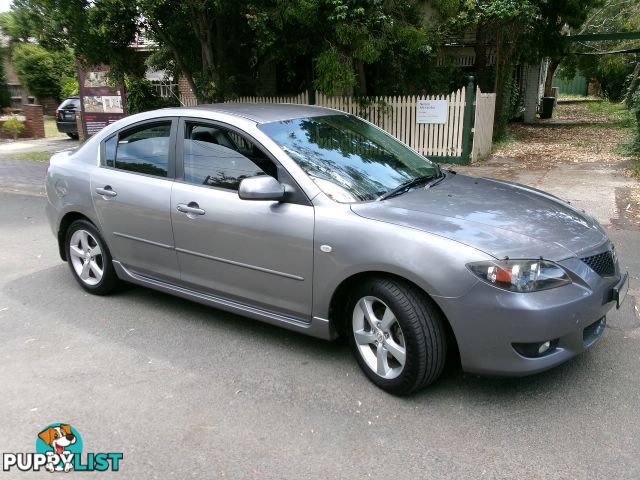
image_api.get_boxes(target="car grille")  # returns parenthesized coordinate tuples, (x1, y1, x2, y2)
(580, 250, 615, 277)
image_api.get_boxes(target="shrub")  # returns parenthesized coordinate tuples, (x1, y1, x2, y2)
(125, 77, 180, 114)
(630, 89, 640, 155)
(2, 116, 25, 140)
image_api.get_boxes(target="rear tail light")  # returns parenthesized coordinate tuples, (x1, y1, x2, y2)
(55, 110, 60, 119)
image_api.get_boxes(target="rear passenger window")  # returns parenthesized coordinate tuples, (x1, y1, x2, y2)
(113, 122, 171, 177)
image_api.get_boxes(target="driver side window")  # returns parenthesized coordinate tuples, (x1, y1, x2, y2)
(182, 122, 277, 191)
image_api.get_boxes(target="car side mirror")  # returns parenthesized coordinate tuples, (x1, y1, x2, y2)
(238, 176, 285, 201)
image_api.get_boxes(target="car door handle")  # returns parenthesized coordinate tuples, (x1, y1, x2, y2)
(177, 202, 205, 216)
(95, 186, 117, 197)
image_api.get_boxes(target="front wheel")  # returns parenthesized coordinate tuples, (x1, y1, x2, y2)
(65, 219, 119, 295)
(347, 278, 447, 395)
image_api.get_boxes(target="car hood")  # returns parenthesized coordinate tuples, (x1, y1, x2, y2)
(350, 173, 607, 260)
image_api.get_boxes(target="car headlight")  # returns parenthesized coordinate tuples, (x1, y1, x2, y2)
(467, 259, 571, 292)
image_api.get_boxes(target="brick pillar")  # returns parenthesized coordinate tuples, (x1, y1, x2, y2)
(178, 75, 198, 106)
(23, 104, 45, 138)
(75, 110, 86, 142)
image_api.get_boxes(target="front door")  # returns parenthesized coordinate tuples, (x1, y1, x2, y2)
(91, 119, 179, 281)
(170, 119, 314, 319)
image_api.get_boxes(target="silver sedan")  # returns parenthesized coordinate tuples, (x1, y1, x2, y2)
(45, 104, 628, 395)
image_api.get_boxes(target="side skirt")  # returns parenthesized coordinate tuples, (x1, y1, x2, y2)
(112, 260, 333, 340)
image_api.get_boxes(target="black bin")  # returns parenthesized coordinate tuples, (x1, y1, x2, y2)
(540, 96, 555, 119)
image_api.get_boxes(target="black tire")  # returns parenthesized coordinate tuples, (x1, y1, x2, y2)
(347, 277, 447, 395)
(64, 219, 119, 295)
(67, 132, 79, 139)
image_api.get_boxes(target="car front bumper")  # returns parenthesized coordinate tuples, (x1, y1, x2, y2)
(436, 257, 626, 376)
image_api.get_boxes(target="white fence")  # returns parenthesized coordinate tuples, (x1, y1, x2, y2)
(314, 90, 467, 158)
(227, 91, 309, 105)
(471, 87, 496, 162)
(219, 86, 496, 163)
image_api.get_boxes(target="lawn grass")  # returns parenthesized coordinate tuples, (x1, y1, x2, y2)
(583, 100, 640, 177)
(8, 151, 51, 162)
(585, 100, 635, 129)
(44, 116, 66, 138)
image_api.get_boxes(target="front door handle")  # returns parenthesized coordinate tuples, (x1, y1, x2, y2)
(96, 186, 117, 197)
(177, 202, 205, 216)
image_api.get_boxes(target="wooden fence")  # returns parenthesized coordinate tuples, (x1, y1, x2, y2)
(216, 80, 495, 164)
(471, 87, 496, 162)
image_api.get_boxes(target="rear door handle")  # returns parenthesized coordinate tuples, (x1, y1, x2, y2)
(177, 202, 205, 216)
(95, 186, 117, 197)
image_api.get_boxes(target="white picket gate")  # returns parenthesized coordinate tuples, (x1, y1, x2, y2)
(471, 87, 496, 162)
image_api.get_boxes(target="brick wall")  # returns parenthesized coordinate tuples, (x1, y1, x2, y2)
(40, 98, 59, 116)
(22, 104, 45, 139)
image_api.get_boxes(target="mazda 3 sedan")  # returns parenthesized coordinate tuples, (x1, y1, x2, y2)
(45, 104, 628, 395)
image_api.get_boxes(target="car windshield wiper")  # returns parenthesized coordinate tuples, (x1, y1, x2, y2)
(377, 172, 443, 201)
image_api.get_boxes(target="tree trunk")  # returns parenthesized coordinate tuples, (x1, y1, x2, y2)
(354, 59, 367, 96)
(543, 58, 561, 97)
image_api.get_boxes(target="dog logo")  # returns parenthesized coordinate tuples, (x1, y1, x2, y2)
(36, 423, 82, 473)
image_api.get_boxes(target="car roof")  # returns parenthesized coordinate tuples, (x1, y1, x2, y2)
(185, 103, 338, 124)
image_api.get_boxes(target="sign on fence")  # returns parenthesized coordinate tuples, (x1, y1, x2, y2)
(416, 100, 448, 124)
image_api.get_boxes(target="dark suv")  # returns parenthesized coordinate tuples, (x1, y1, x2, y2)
(55, 97, 80, 139)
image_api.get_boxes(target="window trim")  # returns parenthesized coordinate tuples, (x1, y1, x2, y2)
(100, 117, 178, 180)
(175, 117, 311, 206)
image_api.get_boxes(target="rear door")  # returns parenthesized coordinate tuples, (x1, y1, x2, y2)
(91, 118, 180, 281)
(170, 118, 315, 319)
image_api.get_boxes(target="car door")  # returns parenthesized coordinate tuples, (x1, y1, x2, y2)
(91, 118, 180, 281)
(170, 118, 314, 319)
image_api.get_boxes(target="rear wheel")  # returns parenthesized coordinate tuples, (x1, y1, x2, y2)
(65, 220, 118, 295)
(347, 278, 447, 395)
(66, 132, 79, 139)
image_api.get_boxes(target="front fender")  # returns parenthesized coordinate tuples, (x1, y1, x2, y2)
(311, 203, 487, 320)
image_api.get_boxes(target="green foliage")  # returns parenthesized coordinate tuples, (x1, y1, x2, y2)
(558, 0, 640, 102)
(2, 116, 26, 140)
(12, 43, 75, 100)
(248, 0, 433, 96)
(60, 76, 78, 98)
(124, 77, 179, 114)
(630, 90, 640, 157)
(314, 47, 356, 95)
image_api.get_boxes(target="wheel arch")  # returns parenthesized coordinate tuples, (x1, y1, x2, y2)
(328, 271, 460, 361)
(57, 212, 96, 260)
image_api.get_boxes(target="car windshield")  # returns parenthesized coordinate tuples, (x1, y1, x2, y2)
(258, 114, 438, 202)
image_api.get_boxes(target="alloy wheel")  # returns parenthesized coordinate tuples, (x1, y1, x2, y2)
(68, 229, 104, 286)
(352, 295, 406, 380)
